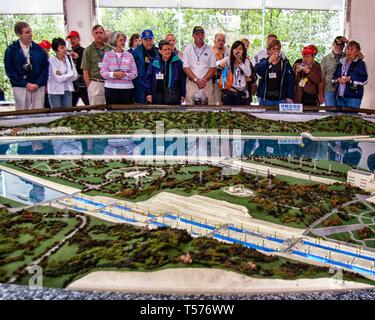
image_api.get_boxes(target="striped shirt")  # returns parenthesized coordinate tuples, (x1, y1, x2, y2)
(100, 50, 138, 89)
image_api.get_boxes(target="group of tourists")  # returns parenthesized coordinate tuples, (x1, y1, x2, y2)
(4, 21, 368, 110)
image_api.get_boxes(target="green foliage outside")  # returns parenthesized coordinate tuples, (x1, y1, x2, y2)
(0, 8, 341, 101)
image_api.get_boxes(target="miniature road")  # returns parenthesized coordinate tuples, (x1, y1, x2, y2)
(303, 198, 364, 236)
(8, 215, 87, 284)
(311, 201, 375, 249)
(227, 160, 341, 185)
(312, 224, 366, 237)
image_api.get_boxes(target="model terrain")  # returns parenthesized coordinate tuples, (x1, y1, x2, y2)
(0, 112, 374, 136)
(0, 111, 374, 293)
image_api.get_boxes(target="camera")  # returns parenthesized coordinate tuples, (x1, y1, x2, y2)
(23, 63, 33, 72)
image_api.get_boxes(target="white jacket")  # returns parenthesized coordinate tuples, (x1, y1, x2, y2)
(47, 55, 78, 94)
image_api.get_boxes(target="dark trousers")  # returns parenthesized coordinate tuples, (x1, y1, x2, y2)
(302, 92, 318, 106)
(223, 90, 250, 106)
(72, 87, 89, 106)
(105, 88, 135, 106)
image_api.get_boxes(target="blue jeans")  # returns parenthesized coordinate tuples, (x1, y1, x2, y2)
(259, 98, 286, 107)
(324, 91, 337, 107)
(336, 97, 362, 108)
(49, 91, 73, 108)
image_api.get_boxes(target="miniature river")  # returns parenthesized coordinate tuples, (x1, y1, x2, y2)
(0, 137, 375, 171)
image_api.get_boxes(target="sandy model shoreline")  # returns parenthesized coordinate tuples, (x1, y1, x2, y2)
(67, 268, 374, 295)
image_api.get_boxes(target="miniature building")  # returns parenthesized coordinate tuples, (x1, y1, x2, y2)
(223, 185, 255, 197)
(347, 170, 375, 192)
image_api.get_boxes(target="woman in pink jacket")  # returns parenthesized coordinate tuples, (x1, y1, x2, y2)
(100, 31, 138, 107)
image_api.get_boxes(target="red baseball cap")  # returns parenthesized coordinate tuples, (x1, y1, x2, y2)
(39, 40, 52, 50)
(302, 46, 315, 56)
(67, 30, 80, 39)
(306, 45, 318, 55)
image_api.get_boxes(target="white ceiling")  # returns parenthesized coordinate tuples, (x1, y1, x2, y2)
(1, 0, 345, 15)
(100, 0, 345, 10)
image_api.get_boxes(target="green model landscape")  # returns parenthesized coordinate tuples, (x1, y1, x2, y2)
(0, 206, 371, 289)
(8, 112, 375, 136)
(2, 160, 374, 249)
(1, 111, 375, 290)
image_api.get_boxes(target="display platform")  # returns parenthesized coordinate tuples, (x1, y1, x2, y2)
(0, 109, 375, 295)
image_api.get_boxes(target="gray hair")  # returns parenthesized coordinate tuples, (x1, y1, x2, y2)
(109, 31, 127, 47)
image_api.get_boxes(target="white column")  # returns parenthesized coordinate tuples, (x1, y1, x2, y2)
(63, 0, 98, 48)
(347, 0, 375, 109)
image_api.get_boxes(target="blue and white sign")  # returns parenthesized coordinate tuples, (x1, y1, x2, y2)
(279, 103, 303, 113)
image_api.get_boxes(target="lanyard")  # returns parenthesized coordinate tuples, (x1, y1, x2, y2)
(341, 62, 351, 77)
(59, 57, 69, 74)
(193, 44, 207, 62)
(95, 45, 105, 61)
(234, 66, 242, 87)
(115, 52, 124, 71)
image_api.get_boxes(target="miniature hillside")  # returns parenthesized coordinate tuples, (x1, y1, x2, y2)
(40, 112, 375, 136)
(0, 207, 369, 289)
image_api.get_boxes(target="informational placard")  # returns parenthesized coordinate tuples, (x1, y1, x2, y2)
(279, 103, 304, 113)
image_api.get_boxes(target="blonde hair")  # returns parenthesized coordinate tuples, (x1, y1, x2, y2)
(165, 33, 176, 40)
(241, 38, 250, 48)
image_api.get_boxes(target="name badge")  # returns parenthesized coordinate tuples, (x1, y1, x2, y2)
(98, 62, 103, 68)
(269, 72, 277, 79)
(196, 61, 201, 66)
(156, 72, 164, 80)
(299, 78, 308, 88)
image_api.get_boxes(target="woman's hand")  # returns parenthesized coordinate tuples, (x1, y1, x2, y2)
(268, 53, 279, 65)
(146, 95, 152, 104)
(113, 71, 125, 79)
(236, 53, 243, 64)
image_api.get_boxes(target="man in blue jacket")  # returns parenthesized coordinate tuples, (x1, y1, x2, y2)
(255, 39, 294, 107)
(4, 21, 49, 110)
(131, 29, 159, 104)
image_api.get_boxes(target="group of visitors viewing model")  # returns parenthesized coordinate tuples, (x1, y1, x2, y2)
(3, 21, 369, 110)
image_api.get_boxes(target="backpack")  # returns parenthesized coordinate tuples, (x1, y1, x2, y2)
(218, 67, 234, 90)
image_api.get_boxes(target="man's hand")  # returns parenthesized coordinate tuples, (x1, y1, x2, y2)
(286, 98, 293, 104)
(26, 83, 39, 92)
(146, 95, 152, 104)
(56, 70, 62, 76)
(70, 52, 79, 60)
(196, 79, 207, 89)
(26, 83, 33, 92)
